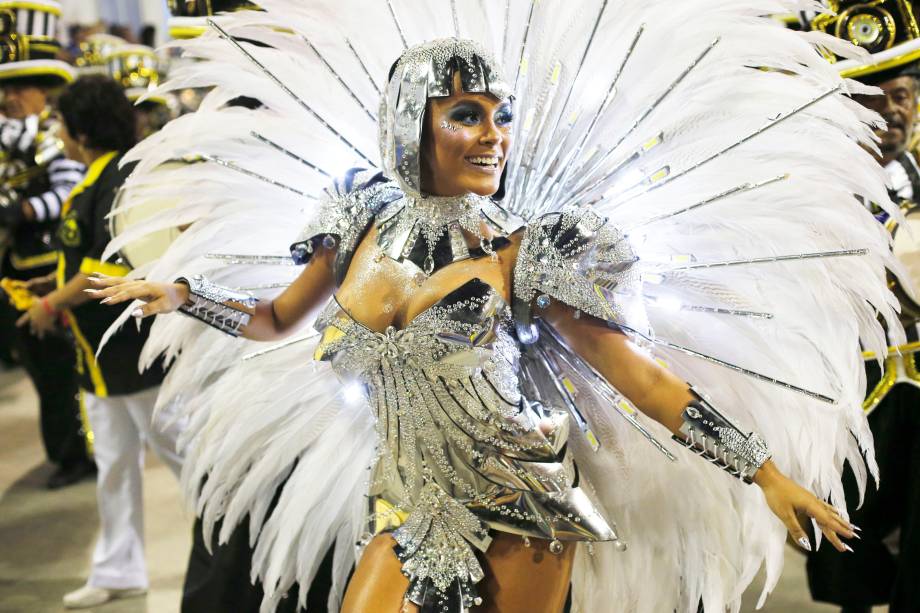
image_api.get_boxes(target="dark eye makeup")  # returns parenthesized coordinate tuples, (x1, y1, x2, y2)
(446, 101, 514, 127)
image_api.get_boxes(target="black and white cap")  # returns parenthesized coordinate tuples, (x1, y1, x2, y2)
(0, 0, 74, 84)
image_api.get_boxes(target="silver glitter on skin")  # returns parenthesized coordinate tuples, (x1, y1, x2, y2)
(440, 119, 461, 132)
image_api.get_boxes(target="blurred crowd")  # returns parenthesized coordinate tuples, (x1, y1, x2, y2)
(0, 3, 202, 606)
(64, 21, 158, 60)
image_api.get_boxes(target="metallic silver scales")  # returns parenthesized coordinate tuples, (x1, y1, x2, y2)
(313, 278, 618, 611)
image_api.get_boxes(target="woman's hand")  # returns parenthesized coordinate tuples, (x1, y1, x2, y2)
(16, 299, 58, 338)
(86, 275, 190, 318)
(754, 462, 857, 553)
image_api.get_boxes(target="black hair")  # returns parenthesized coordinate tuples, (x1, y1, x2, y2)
(140, 24, 156, 48)
(59, 75, 137, 152)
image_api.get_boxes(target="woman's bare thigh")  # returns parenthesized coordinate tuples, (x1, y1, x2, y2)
(342, 532, 575, 613)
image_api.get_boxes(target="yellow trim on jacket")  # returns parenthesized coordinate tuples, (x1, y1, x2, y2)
(60, 151, 118, 216)
(79, 257, 130, 278)
(9, 250, 58, 270)
(55, 151, 121, 397)
(68, 314, 108, 397)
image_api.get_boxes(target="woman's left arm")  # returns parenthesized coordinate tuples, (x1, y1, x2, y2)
(544, 303, 858, 552)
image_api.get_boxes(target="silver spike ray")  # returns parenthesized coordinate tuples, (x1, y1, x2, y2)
(386, 0, 408, 49)
(614, 322, 836, 403)
(538, 321, 678, 460)
(533, 343, 602, 451)
(537, 25, 645, 214)
(512, 0, 537, 91)
(345, 38, 381, 96)
(586, 164, 670, 206)
(505, 0, 539, 200)
(526, 0, 609, 187)
(570, 38, 720, 196)
(605, 86, 842, 207)
(524, 0, 610, 204)
(501, 0, 511, 59)
(626, 174, 788, 230)
(667, 248, 868, 271)
(250, 131, 331, 177)
(450, 0, 461, 38)
(235, 282, 292, 291)
(509, 63, 564, 208)
(242, 332, 318, 361)
(679, 305, 773, 318)
(207, 19, 375, 166)
(567, 133, 664, 208)
(301, 36, 376, 121)
(642, 296, 774, 319)
(184, 153, 311, 197)
(205, 253, 296, 265)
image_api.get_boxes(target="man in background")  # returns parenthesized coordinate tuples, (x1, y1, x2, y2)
(0, 0, 91, 488)
(795, 4, 920, 612)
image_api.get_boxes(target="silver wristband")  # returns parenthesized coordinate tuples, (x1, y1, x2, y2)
(672, 388, 772, 484)
(176, 274, 257, 337)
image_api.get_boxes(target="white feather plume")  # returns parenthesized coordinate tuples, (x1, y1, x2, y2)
(105, 0, 901, 611)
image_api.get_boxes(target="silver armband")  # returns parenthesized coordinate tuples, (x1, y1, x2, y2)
(176, 274, 257, 337)
(672, 390, 772, 484)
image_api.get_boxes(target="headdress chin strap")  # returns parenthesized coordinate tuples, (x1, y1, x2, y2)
(379, 38, 511, 197)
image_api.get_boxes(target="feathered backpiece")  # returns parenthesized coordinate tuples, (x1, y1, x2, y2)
(102, 0, 906, 611)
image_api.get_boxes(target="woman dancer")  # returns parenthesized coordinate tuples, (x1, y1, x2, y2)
(89, 1, 901, 611)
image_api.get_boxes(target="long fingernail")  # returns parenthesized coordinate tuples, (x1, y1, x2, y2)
(852, 533, 861, 540)
(797, 537, 812, 551)
(83, 288, 99, 294)
(844, 544, 854, 553)
(100, 297, 112, 304)
(131, 308, 143, 318)
(851, 524, 862, 532)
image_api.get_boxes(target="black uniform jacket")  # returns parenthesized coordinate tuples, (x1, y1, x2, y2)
(56, 151, 165, 397)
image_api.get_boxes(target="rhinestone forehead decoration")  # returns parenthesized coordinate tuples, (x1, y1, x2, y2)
(392, 37, 511, 100)
(379, 37, 512, 197)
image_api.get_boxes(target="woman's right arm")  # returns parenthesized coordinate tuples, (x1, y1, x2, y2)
(87, 245, 336, 342)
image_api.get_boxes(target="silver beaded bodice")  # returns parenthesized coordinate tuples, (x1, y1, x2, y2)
(313, 277, 615, 610)
(291, 177, 642, 610)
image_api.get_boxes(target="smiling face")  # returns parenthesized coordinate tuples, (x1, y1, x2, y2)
(855, 75, 918, 165)
(420, 72, 513, 197)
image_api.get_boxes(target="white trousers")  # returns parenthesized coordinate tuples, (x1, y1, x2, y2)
(83, 386, 184, 589)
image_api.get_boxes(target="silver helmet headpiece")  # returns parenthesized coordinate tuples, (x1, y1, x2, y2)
(379, 38, 512, 197)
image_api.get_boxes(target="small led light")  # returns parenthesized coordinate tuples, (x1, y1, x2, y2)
(343, 382, 365, 405)
(657, 296, 683, 312)
(616, 399, 636, 415)
(642, 133, 662, 151)
(648, 166, 670, 183)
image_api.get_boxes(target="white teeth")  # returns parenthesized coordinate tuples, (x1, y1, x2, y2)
(468, 156, 499, 166)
